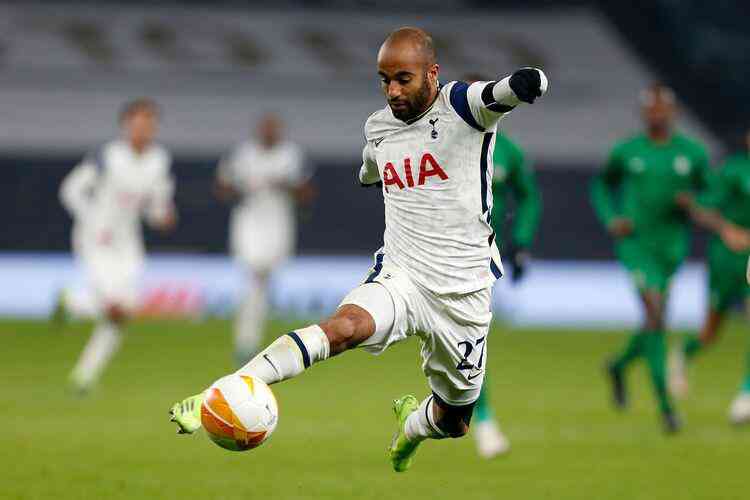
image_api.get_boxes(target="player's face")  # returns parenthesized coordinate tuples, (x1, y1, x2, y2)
(642, 98, 675, 133)
(125, 108, 158, 150)
(258, 116, 282, 148)
(378, 48, 438, 122)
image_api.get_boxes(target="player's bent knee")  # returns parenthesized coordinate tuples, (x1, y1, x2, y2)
(320, 305, 375, 355)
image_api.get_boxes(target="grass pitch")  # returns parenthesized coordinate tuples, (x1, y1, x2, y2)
(2, 318, 749, 500)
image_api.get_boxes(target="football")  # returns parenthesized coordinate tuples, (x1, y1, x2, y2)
(200, 374, 278, 451)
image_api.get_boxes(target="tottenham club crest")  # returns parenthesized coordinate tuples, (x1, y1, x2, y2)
(429, 118, 439, 140)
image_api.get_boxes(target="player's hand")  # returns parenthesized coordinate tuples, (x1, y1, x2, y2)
(720, 223, 750, 253)
(156, 209, 178, 233)
(675, 192, 694, 210)
(607, 217, 633, 238)
(506, 246, 530, 284)
(213, 179, 239, 203)
(509, 68, 548, 104)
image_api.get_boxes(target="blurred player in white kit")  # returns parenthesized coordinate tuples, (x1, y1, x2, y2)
(59, 98, 177, 393)
(214, 113, 313, 364)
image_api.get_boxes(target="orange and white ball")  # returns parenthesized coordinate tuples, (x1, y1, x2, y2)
(201, 374, 278, 451)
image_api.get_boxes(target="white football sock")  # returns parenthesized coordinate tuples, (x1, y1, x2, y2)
(70, 320, 122, 389)
(234, 282, 268, 359)
(235, 324, 330, 385)
(404, 395, 446, 443)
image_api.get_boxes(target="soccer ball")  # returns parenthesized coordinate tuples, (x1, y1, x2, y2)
(201, 373, 278, 451)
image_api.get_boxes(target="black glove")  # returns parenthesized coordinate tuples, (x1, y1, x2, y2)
(505, 245, 530, 283)
(509, 68, 543, 104)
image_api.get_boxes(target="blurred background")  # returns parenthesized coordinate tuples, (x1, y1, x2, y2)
(5, 3, 750, 500)
(1, 0, 747, 327)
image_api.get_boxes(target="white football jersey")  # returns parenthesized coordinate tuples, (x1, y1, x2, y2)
(360, 81, 512, 295)
(60, 139, 174, 251)
(217, 140, 306, 228)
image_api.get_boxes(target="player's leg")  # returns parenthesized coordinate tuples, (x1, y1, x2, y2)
(69, 304, 128, 393)
(170, 282, 390, 434)
(681, 257, 733, 361)
(234, 269, 271, 366)
(69, 249, 137, 393)
(605, 248, 652, 409)
(638, 285, 681, 432)
(472, 378, 510, 458)
(390, 287, 491, 471)
(673, 253, 741, 397)
(670, 307, 725, 398)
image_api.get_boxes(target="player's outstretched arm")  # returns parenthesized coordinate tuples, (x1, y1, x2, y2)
(462, 68, 549, 132)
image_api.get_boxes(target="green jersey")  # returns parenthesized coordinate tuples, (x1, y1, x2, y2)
(591, 132, 709, 247)
(698, 153, 750, 310)
(699, 153, 750, 229)
(591, 132, 709, 292)
(491, 134, 541, 249)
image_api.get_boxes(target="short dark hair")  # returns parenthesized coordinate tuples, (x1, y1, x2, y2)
(384, 27, 436, 66)
(119, 97, 160, 123)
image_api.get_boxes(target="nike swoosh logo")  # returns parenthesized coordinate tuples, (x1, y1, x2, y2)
(374, 137, 385, 147)
(468, 371, 484, 381)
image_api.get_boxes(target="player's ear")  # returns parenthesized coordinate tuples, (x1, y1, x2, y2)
(427, 63, 439, 86)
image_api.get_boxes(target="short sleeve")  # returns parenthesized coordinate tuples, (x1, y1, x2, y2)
(359, 142, 381, 185)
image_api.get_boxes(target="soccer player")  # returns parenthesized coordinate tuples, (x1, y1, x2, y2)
(170, 27, 547, 471)
(668, 129, 750, 423)
(60, 98, 176, 393)
(591, 84, 709, 432)
(214, 113, 312, 365)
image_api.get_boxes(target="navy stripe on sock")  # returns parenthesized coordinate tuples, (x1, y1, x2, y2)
(287, 332, 310, 368)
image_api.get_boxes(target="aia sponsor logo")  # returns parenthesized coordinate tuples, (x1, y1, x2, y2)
(382, 153, 448, 192)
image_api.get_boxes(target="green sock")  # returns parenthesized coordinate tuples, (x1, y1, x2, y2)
(683, 333, 703, 360)
(473, 379, 493, 422)
(642, 331, 673, 414)
(611, 333, 644, 372)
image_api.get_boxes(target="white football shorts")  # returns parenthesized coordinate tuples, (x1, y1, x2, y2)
(74, 229, 142, 312)
(339, 250, 492, 406)
(230, 205, 294, 273)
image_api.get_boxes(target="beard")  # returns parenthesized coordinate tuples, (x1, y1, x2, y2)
(389, 76, 433, 122)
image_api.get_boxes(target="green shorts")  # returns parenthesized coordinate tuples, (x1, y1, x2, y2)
(708, 238, 750, 312)
(616, 238, 684, 294)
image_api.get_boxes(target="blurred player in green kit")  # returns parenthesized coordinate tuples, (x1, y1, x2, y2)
(591, 84, 710, 433)
(669, 129, 750, 424)
(473, 129, 541, 457)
